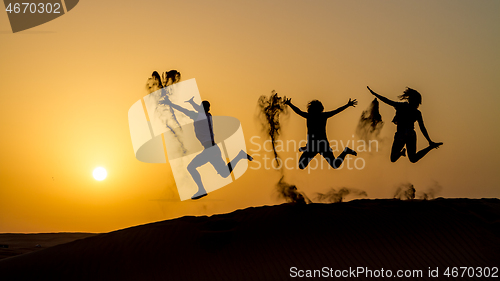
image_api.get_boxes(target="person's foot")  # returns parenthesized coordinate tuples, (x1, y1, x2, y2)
(344, 147, 357, 156)
(239, 150, 253, 161)
(430, 142, 443, 149)
(400, 148, 406, 157)
(191, 190, 207, 200)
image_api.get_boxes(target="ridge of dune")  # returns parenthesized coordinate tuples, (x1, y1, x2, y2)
(0, 198, 499, 280)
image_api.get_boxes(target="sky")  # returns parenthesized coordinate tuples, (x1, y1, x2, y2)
(0, 0, 499, 233)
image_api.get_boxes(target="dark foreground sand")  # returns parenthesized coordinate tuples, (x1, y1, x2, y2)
(0, 233, 97, 260)
(0, 198, 499, 280)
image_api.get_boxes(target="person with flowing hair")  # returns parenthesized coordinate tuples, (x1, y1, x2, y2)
(367, 86, 443, 163)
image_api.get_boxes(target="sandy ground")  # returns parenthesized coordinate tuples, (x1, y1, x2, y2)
(0, 233, 97, 260)
(0, 198, 499, 280)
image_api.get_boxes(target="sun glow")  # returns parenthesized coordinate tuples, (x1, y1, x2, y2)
(93, 167, 107, 181)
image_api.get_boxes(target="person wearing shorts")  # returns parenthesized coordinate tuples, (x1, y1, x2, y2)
(285, 98, 358, 169)
(367, 86, 443, 163)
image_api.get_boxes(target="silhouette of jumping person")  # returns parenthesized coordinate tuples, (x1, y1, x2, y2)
(367, 86, 443, 163)
(165, 98, 253, 199)
(285, 98, 358, 169)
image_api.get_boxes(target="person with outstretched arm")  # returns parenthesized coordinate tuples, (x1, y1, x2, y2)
(367, 86, 443, 163)
(285, 98, 358, 170)
(166, 97, 253, 199)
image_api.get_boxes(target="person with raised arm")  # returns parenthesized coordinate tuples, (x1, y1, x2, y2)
(285, 98, 358, 170)
(166, 97, 253, 199)
(367, 86, 443, 163)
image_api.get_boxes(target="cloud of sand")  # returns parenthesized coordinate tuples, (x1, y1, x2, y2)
(394, 182, 443, 200)
(276, 176, 311, 204)
(257, 91, 309, 204)
(356, 98, 384, 142)
(394, 183, 416, 200)
(316, 187, 367, 203)
(418, 181, 443, 200)
(257, 91, 289, 163)
(146, 70, 187, 155)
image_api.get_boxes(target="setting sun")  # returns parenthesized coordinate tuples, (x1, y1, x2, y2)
(93, 167, 107, 181)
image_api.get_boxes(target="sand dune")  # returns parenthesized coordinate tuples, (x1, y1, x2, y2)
(0, 199, 499, 280)
(0, 233, 97, 260)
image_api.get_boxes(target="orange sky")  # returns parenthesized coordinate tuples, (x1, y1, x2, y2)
(1, 0, 499, 233)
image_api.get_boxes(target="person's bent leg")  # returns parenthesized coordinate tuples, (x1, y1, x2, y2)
(391, 132, 407, 163)
(323, 147, 356, 169)
(408, 146, 433, 163)
(406, 130, 428, 163)
(188, 151, 210, 199)
(407, 136, 441, 163)
(298, 151, 317, 169)
(210, 149, 253, 178)
(226, 150, 253, 176)
(188, 162, 207, 199)
(322, 150, 341, 169)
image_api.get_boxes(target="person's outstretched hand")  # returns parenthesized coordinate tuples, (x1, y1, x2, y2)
(347, 98, 358, 107)
(185, 96, 195, 103)
(284, 98, 291, 106)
